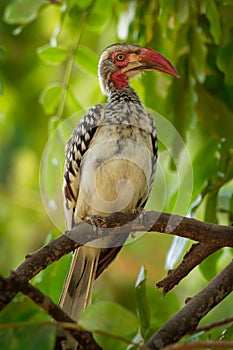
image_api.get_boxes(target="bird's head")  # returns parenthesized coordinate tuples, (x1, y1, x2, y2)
(98, 43, 180, 95)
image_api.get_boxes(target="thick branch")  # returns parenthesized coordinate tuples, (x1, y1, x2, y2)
(145, 260, 233, 349)
(4, 272, 102, 350)
(0, 211, 233, 311)
(66, 211, 233, 247)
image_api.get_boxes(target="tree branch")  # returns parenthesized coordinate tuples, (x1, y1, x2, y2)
(4, 272, 102, 350)
(194, 316, 233, 333)
(0, 211, 233, 312)
(145, 260, 233, 349)
(156, 243, 222, 294)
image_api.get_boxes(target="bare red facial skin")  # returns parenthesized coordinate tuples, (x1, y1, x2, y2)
(111, 70, 128, 89)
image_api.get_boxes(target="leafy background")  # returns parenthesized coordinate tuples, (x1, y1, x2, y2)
(0, 0, 233, 349)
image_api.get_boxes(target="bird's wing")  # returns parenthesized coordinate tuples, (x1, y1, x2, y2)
(148, 111, 158, 196)
(63, 104, 104, 230)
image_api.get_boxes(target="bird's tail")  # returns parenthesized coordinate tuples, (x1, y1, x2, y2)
(56, 246, 100, 349)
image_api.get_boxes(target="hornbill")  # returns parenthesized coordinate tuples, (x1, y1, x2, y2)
(56, 43, 179, 349)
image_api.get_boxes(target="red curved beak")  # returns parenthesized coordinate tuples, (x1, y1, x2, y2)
(139, 47, 180, 78)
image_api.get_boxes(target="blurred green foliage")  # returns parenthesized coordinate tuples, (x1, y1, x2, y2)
(0, 0, 233, 348)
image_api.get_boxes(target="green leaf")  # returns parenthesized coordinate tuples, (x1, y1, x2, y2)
(134, 266, 150, 338)
(0, 46, 6, 62)
(67, 90, 83, 112)
(204, 191, 218, 223)
(86, 12, 109, 30)
(191, 137, 218, 200)
(0, 324, 55, 350)
(217, 39, 233, 85)
(68, 4, 84, 20)
(37, 45, 68, 66)
(191, 27, 207, 83)
(196, 85, 233, 148)
(221, 324, 233, 341)
(75, 46, 98, 75)
(80, 301, 138, 349)
(205, 0, 221, 44)
(86, 0, 111, 30)
(40, 83, 62, 115)
(199, 249, 223, 281)
(174, 0, 189, 26)
(80, 301, 138, 335)
(223, 0, 233, 4)
(147, 285, 180, 332)
(3, 0, 47, 25)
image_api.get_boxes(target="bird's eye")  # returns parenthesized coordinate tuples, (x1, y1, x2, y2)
(116, 54, 125, 61)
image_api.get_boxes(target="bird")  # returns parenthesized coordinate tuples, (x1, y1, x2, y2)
(56, 43, 179, 349)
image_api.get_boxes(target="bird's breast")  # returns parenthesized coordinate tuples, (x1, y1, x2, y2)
(75, 123, 153, 220)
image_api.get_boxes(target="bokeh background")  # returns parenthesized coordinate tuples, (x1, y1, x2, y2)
(0, 0, 233, 349)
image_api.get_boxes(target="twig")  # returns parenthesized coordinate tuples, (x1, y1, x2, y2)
(156, 243, 221, 294)
(0, 211, 233, 311)
(8, 271, 102, 350)
(193, 316, 233, 333)
(145, 260, 233, 349)
(162, 340, 233, 349)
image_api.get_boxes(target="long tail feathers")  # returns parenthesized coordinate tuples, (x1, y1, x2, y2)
(56, 246, 100, 349)
(59, 246, 100, 320)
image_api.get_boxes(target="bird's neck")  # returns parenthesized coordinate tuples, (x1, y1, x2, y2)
(107, 85, 142, 106)
(103, 85, 149, 126)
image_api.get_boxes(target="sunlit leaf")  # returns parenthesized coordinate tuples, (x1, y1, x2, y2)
(40, 83, 62, 115)
(4, 0, 48, 25)
(134, 266, 150, 338)
(75, 46, 98, 75)
(37, 45, 68, 66)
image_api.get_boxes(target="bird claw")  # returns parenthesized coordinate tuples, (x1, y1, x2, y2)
(132, 207, 145, 221)
(84, 215, 105, 240)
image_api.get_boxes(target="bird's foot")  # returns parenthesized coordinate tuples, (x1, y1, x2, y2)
(84, 215, 106, 240)
(132, 207, 145, 222)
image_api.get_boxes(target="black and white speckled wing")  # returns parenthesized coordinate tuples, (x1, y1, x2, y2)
(63, 104, 104, 230)
(147, 111, 158, 196)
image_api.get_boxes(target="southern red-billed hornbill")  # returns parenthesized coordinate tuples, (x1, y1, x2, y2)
(56, 43, 179, 349)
